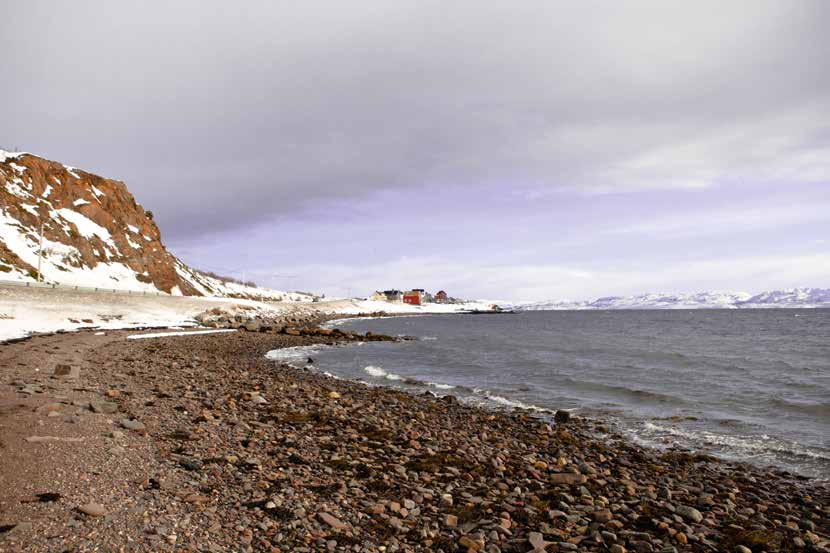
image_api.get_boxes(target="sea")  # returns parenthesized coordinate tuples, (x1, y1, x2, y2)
(266, 309, 830, 479)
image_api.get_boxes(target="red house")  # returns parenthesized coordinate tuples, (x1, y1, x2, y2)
(403, 290, 422, 306)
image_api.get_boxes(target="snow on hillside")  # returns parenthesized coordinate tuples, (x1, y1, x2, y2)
(519, 288, 830, 310)
(172, 260, 315, 302)
(0, 150, 27, 163)
(740, 288, 830, 307)
(0, 208, 162, 292)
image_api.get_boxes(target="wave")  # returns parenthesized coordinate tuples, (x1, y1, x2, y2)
(767, 398, 830, 417)
(558, 377, 686, 405)
(427, 382, 456, 390)
(470, 387, 551, 412)
(265, 345, 332, 366)
(363, 365, 404, 381)
(638, 422, 830, 462)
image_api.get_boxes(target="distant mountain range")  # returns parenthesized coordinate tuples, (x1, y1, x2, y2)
(518, 288, 830, 310)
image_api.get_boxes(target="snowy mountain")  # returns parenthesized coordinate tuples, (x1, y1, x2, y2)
(519, 288, 830, 310)
(0, 150, 311, 301)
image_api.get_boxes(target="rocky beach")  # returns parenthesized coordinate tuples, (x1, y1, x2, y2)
(0, 315, 828, 553)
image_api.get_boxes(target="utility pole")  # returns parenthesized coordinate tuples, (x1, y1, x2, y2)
(37, 218, 44, 282)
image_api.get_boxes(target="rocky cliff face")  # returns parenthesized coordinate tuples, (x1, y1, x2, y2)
(0, 150, 298, 299)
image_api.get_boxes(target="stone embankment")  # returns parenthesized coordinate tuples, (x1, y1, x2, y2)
(193, 307, 399, 342)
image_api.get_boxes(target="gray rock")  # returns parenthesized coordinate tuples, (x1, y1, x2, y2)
(90, 401, 118, 414)
(120, 418, 146, 431)
(54, 364, 80, 380)
(676, 505, 703, 523)
(528, 532, 545, 549)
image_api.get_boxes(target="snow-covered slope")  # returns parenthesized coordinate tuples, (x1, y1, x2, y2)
(0, 150, 311, 301)
(740, 288, 830, 307)
(519, 288, 830, 310)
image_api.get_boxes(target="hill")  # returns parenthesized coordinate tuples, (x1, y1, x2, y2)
(0, 150, 307, 301)
(518, 288, 830, 310)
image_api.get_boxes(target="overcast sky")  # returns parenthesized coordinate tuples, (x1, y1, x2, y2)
(2, 1, 828, 301)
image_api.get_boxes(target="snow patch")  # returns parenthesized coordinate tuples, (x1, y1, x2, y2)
(20, 204, 39, 216)
(73, 198, 91, 207)
(56, 208, 113, 245)
(5, 181, 31, 199)
(0, 150, 26, 163)
(63, 165, 81, 179)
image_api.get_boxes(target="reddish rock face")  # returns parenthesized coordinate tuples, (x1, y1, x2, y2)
(0, 152, 202, 294)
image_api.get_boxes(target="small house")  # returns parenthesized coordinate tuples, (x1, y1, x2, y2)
(403, 290, 423, 306)
(435, 290, 448, 302)
(383, 289, 403, 302)
(369, 291, 386, 302)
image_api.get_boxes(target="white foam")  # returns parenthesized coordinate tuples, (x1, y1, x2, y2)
(266, 344, 332, 366)
(485, 394, 547, 411)
(639, 422, 830, 461)
(428, 382, 456, 390)
(363, 365, 404, 381)
(362, 365, 385, 377)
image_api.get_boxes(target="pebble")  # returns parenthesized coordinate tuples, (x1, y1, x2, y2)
(675, 505, 703, 523)
(120, 418, 145, 431)
(78, 503, 106, 517)
(90, 400, 118, 414)
(317, 512, 348, 530)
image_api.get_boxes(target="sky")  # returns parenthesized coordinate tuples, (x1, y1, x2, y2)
(2, 0, 829, 301)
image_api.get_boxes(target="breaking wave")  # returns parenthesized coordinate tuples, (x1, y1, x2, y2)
(363, 366, 404, 381)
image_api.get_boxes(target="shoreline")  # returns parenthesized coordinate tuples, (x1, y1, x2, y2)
(308, 315, 830, 483)
(0, 326, 827, 552)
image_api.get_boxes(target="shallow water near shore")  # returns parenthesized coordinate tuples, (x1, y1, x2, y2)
(279, 309, 830, 479)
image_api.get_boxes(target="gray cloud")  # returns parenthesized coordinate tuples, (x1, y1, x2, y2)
(2, 0, 829, 239)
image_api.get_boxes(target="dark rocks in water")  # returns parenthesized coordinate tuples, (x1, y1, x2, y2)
(554, 409, 571, 423)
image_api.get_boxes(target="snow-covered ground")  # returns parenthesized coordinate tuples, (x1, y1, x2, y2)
(0, 284, 494, 342)
(0, 284, 286, 342)
(327, 298, 499, 315)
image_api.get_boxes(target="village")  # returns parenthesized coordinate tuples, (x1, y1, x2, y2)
(367, 288, 454, 306)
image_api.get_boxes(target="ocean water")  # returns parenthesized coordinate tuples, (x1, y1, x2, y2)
(269, 310, 830, 479)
